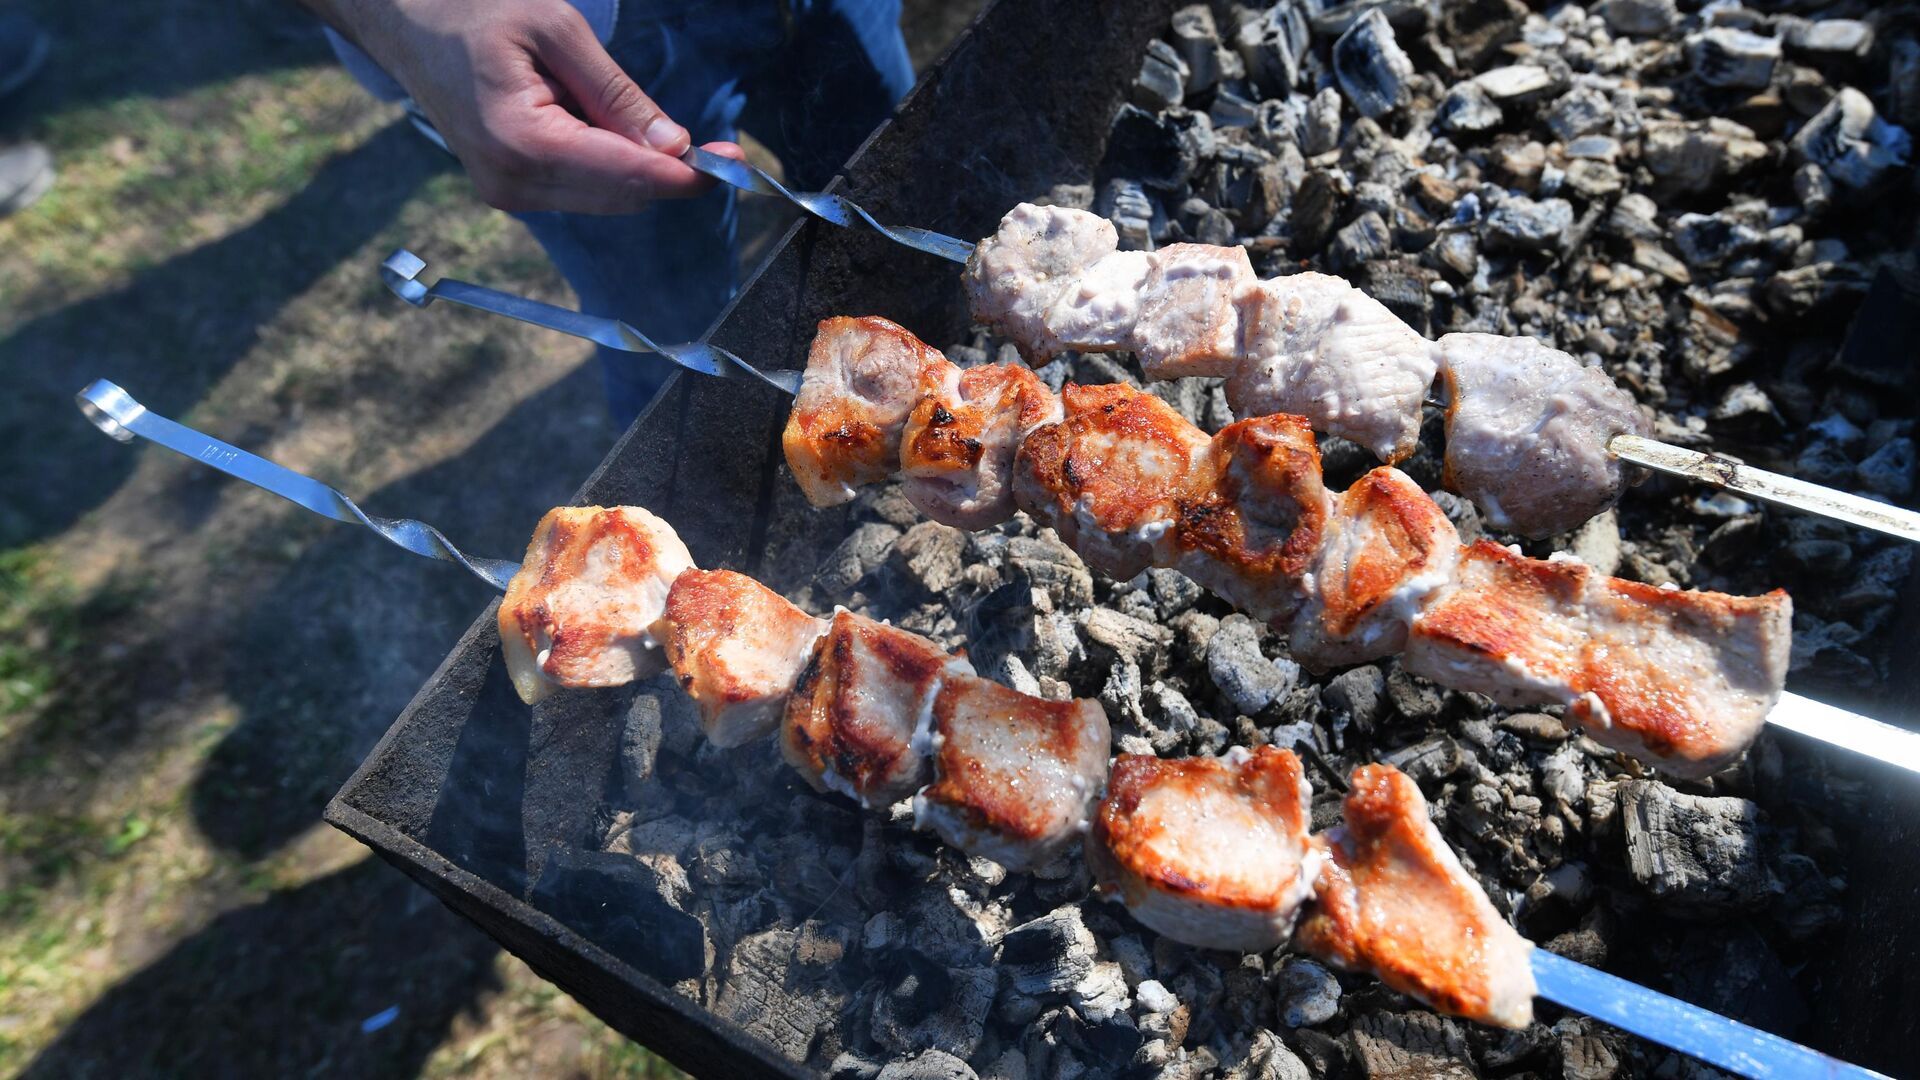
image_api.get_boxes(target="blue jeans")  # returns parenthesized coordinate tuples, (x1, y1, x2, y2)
(516, 0, 915, 426)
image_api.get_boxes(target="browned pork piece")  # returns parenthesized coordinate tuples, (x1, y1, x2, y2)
(1296, 764, 1536, 1029)
(1089, 747, 1319, 951)
(1405, 540, 1792, 778)
(1227, 273, 1438, 464)
(1013, 382, 1211, 578)
(498, 506, 696, 705)
(913, 672, 1112, 871)
(655, 569, 830, 747)
(964, 203, 1120, 364)
(898, 361, 1063, 530)
(1169, 413, 1330, 624)
(782, 316, 955, 506)
(781, 610, 975, 808)
(1289, 467, 1460, 671)
(1436, 334, 1650, 539)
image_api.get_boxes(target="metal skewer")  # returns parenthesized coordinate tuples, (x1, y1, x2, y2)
(59, 379, 1909, 1079)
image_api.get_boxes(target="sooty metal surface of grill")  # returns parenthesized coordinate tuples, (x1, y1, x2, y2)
(326, 1, 1920, 1075)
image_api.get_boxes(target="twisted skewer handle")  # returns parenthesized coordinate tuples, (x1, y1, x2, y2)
(75, 380, 519, 592)
(380, 250, 800, 397)
(681, 146, 976, 265)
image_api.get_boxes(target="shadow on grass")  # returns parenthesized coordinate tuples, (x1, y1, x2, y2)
(0, 119, 451, 549)
(190, 361, 608, 860)
(17, 857, 502, 1080)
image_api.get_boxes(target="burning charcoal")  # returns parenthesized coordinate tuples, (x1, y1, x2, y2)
(832, 1051, 883, 1080)
(1171, 4, 1223, 96)
(1133, 39, 1189, 112)
(1334, 10, 1413, 120)
(871, 953, 996, 1060)
(1302, 85, 1343, 156)
(1621, 780, 1774, 911)
(887, 521, 967, 597)
(1688, 27, 1781, 90)
(1381, 735, 1467, 782)
(1330, 210, 1395, 273)
(1323, 664, 1387, 731)
(1553, 1018, 1625, 1080)
(1439, 81, 1503, 134)
(1482, 193, 1573, 256)
(1275, 957, 1342, 1027)
(1289, 168, 1345, 255)
(1830, 265, 1920, 393)
(1595, 0, 1675, 37)
(875, 1050, 979, 1080)
(1441, 0, 1527, 70)
(1236, 1, 1314, 95)
(1350, 1011, 1475, 1079)
(1790, 88, 1913, 190)
(1106, 105, 1214, 193)
(1856, 437, 1916, 498)
(1784, 19, 1874, 69)
(1002, 906, 1098, 998)
(1220, 1030, 1312, 1080)
(1145, 681, 1201, 754)
(1474, 64, 1558, 105)
(1772, 851, 1846, 941)
(1207, 615, 1302, 716)
(1097, 178, 1161, 251)
(532, 848, 709, 985)
(817, 521, 904, 597)
(1071, 960, 1133, 1022)
(1144, 567, 1203, 618)
(1643, 119, 1769, 195)
(1081, 607, 1173, 674)
(1546, 87, 1613, 142)
(1426, 229, 1479, 282)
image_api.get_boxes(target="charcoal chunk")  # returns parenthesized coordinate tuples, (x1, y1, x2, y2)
(1208, 615, 1301, 715)
(872, 954, 996, 1060)
(1333, 10, 1413, 120)
(1349, 1011, 1475, 1079)
(1621, 780, 1775, 911)
(1002, 906, 1097, 997)
(876, 1050, 979, 1080)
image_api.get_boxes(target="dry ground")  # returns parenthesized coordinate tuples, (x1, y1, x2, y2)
(0, 0, 977, 1075)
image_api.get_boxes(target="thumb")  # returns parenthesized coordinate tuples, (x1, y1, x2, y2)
(530, 13, 689, 154)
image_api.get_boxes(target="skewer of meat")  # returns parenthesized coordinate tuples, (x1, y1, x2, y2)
(781, 317, 1792, 779)
(70, 381, 1898, 1077)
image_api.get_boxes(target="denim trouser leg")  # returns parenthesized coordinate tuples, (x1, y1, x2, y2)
(515, 0, 915, 429)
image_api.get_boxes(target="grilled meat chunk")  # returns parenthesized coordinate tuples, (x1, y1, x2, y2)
(1045, 249, 1155, 354)
(1406, 541, 1791, 777)
(1296, 764, 1536, 1029)
(499, 506, 696, 705)
(965, 203, 1119, 364)
(1224, 274, 1437, 464)
(900, 362, 1063, 530)
(782, 611, 974, 808)
(1290, 468, 1460, 670)
(656, 570, 829, 748)
(1132, 243, 1257, 379)
(784, 316, 956, 506)
(1437, 334, 1650, 539)
(913, 673, 1111, 871)
(1170, 415, 1330, 624)
(1013, 383, 1211, 578)
(1090, 748, 1320, 952)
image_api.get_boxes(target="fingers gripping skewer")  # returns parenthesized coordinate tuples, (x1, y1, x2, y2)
(378, 249, 801, 398)
(74, 380, 520, 592)
(679, 146, 976, 265)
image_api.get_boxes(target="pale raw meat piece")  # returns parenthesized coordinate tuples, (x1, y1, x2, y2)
(1289, 467, 1459, 670)
(783, 316, 956, 506)
(1013, 383, 1210, 578)
(1169, 414, 1331, 624)
(964, 203, 1119, 364)
(913, 672, 1111, 871)
(1295, 764, 1537, 1029)
(1044, 249, 1155, 353)
(1089, 747, 1320, 952)
(655, 570, 829, 748)
(899, 362, 1063, 530)
(1227, 274, 1437, 463)
(781, 611, 975, 808)
(1131, 243, 1258, 379)
(498, 506, 696, 704)
(1436, 333, 1650, 539)
(1404, 540, 1791, 777)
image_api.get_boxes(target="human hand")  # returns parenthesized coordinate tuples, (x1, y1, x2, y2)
(308, 0, 744, 213)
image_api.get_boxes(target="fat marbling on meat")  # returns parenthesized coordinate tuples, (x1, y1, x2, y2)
(1090, 747, 1320, 952)
(782, 610, 974, 808)
(783, 316, 955, 507)
(498, 505, 696, 704)
(913, 672, 1112, 871)
(1227, 273, 1438, 464)
(1437, 333, 1650, 539)
(655, 569, 829, 748)
(1295, 764, 1536, 1029)
(1405, 540, 1792, 777)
